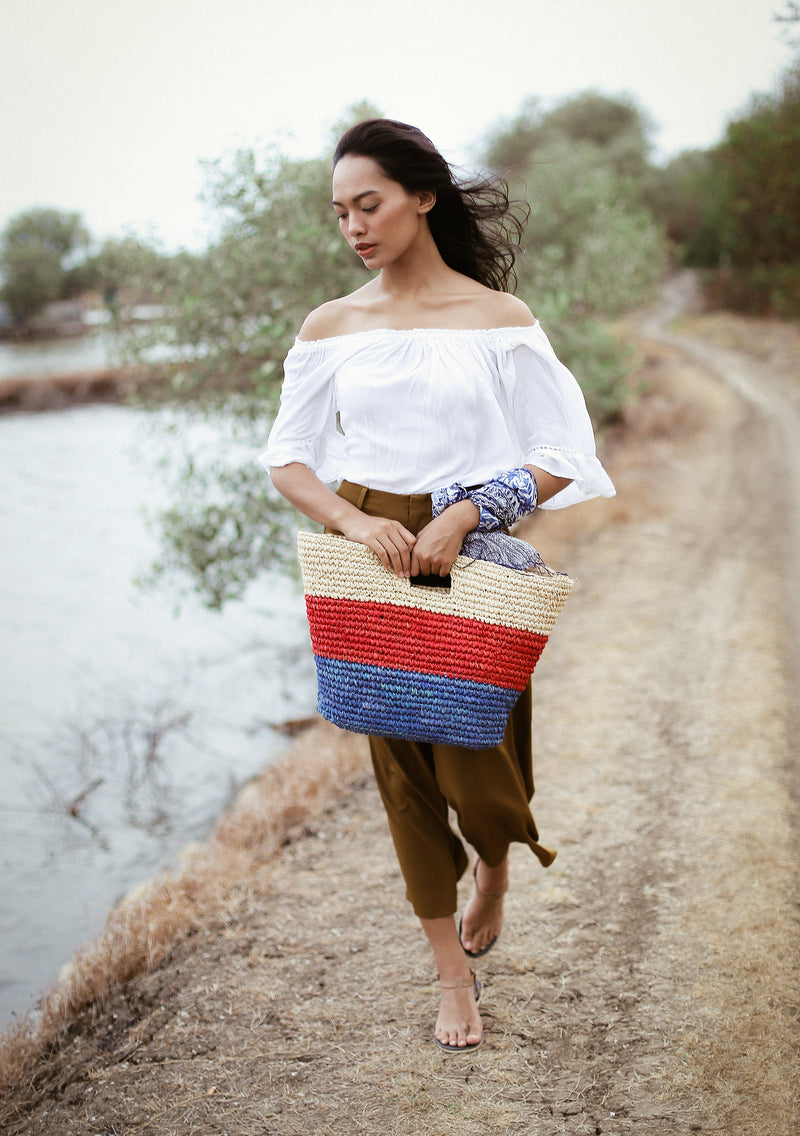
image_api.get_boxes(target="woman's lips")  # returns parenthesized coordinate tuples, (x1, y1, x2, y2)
(356, 244, 377, 258)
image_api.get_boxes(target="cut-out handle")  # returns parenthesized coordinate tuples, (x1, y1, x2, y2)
(410, 573, 452, 591)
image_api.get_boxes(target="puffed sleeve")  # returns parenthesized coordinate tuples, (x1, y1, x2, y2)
(497, 324, 616, 509)
(257, 339, 345, 483)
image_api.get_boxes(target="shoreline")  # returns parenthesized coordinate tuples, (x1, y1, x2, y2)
(0, 717, 371, 1095)
(0, 367, 145, 414)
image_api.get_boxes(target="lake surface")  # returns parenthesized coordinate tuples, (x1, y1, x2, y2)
(0, 330, 115, 379)
(0, 403, 315, 1026)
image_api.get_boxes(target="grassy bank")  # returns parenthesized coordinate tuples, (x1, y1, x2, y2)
(0, 367, 147, 414)
(0, 721, 370, 1102)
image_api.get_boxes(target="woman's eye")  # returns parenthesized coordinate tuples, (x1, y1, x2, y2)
(363, 205, 378, 213)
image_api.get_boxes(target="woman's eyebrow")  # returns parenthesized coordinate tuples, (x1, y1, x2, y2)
(331, 189, 380, 207)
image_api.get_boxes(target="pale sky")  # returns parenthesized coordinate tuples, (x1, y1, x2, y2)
(1, 0, 794, 251)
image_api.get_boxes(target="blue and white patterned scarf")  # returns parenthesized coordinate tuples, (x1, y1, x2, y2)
(431, 467, 545, 572)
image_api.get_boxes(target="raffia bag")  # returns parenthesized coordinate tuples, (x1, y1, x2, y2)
(297, 530, 574, 749)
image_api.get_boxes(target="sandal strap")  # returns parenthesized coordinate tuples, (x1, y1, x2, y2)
(439, 968, 478, 989)
(473, 858, 507, 902)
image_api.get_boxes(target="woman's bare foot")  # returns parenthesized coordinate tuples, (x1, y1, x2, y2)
(459, 856, 508, 957)
(435, 971, 483, 1050)
(419, 915, 484, 1050)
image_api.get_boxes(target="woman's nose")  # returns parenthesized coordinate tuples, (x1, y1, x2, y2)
(348, 213, 366, 236)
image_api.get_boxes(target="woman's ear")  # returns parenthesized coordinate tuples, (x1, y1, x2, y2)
(418, 189, 436, 214)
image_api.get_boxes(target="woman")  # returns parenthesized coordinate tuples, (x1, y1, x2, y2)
(261, 119, 614, 1052)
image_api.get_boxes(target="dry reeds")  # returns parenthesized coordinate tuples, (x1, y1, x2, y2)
(0, 719, 369, 1098)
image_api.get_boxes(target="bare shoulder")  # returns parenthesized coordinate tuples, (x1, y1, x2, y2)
(297, 286, 374, 342)
(297, 298, 351, 342)
(482, 289, 536, 328)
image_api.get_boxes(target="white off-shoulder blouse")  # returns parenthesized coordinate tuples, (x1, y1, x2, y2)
(259, 323, 615, 509)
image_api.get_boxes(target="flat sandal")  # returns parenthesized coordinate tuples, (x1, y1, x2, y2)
(435, 969, 483, 1053)
(458, 858, 507, 959)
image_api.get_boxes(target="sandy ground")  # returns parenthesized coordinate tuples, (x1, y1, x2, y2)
(2, 276, 799, 1135)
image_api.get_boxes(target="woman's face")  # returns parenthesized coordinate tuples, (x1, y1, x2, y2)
(331, 154, 434, 270)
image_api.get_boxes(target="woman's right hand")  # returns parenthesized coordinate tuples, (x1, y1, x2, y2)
(339, 514, 417, 578)
(269, 463, 415, 576)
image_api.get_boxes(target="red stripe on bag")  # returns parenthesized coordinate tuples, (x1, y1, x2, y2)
(305, 595, 546, 690)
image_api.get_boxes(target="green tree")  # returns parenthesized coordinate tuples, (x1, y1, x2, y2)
(714, 65, 800, 271)
(645, 149, 724, 266)
(129, 106, 378, 607)
(666, 59, 800, 314)
(483, 90, 653, 183)
(0, 207, 90, 322)
(126, 145, 367, 413)
(776, 1, 800, 43)
(81, 234, 174, 309)
(482, 97, 665, 419)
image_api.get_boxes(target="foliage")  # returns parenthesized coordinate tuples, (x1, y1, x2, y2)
(645, 149, 723, 266)
(84, 235, 179, 307)
(482, 112, 665, 422)
(652, 56, 800, 315)
(140, 435, 300, 610)
(0, 207, 90, 321)
(714, 66, 800, 270)
(122, 146, 367, 414)
(482, 91, 653, 184)
(513, 140, 664, 320)
(775, 1, 800, 44)
(126, 105, 380, 608)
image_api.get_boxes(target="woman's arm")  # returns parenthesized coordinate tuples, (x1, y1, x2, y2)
(525, 465, 573, 505)
(270, 462, 417, 577)
(272, 459, 573, 579)
(411, 464, 573, 577)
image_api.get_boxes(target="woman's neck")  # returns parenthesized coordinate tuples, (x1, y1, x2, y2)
(376, 228, 456, 300)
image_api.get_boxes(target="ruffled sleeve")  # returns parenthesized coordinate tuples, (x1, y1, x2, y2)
(257, 339, 344, 483)
(497, 325, 616, 509)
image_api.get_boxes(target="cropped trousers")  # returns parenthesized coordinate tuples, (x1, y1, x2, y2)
(334, 481, 556, 920)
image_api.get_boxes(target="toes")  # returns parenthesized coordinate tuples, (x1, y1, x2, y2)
(436, 1016, 481, 1048)
(437, 1027, 464, 1048)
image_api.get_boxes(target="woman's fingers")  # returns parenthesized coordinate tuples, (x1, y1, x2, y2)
(342, 516, 416, 576)
(375, 530, 414, 577)
(412, 518, 464, 577)
(411, 549, 451, 577)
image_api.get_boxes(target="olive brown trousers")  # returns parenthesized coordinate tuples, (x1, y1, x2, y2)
(334, 481, 556, 920)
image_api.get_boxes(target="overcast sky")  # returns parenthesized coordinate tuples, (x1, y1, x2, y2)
(2, 0, 795, 251)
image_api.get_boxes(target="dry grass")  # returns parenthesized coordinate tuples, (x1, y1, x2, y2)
(674, 310, 800, 371)
(0, 721, 369, 1098)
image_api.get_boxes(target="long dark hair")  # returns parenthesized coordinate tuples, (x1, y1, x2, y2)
(333, 119, 528, 292)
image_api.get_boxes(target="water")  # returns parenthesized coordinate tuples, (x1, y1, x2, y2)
(0, 330, 114, 379)
(0, 404, 315, 1026)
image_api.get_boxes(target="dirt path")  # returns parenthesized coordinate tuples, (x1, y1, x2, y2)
(3, 279, 799, 1135)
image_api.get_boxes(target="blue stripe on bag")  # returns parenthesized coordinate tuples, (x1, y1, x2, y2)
(314, 656, 520, 748)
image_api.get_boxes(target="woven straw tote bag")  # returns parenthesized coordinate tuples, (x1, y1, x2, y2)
(297, 531, 574, 749)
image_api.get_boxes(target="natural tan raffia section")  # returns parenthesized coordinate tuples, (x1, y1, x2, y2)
(0, 720, 369, 1098)
(297, 531, 574, 633)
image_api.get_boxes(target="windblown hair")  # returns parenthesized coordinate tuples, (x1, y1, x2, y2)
(333, 119, 528, 292)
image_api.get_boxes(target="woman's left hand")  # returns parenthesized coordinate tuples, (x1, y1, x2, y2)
(412, 499, 479, 577)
